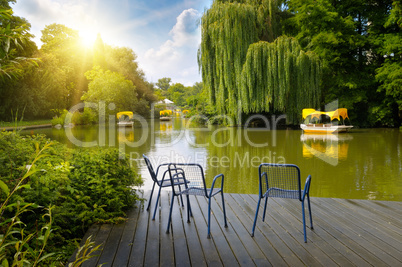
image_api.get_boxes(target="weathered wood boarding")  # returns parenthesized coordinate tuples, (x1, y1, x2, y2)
(69, 190, 402, 266)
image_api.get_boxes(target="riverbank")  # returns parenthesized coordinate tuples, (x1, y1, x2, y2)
(0, 123, 52, 132)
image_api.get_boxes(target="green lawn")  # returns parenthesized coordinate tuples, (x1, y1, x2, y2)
(0, 119, 52, 128)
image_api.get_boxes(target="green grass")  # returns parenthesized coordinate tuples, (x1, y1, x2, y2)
(0, 119, 52, 128)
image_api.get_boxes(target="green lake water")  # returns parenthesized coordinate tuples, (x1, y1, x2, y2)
(21, 119, 402, 201)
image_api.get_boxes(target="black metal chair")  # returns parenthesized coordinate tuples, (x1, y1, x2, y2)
(143, 154, 187, 220)
(166, 163, 228, 238)
(251, 163, 313, 242)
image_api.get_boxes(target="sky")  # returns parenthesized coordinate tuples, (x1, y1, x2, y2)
(12, 0, 213, 86)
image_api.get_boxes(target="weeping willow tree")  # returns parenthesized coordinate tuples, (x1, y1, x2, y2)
(241, 37, 321, 123)
(199, 0, 321, 124)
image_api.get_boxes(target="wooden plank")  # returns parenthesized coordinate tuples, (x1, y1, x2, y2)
(112, 206, 141, 266)
(71, 193, 402, 267)
(128, 198, 150, 267)
(334, 198, 402, 236)
(354, 199, 402, 221)
(82, 224, 113, 267)
(144, 193, 160, 266)
(171, 191, 191, 266)
(242, 194, 305, 266)
(207, 194, 242, 266)
(97, 223, 125, 266)
(159, 190, 175, 266)
(318, 198, 402, 265)
(223, 194, 271, 266)
(312, 198, 386, 266)
(245, 194, 318, 266)
(229, 193, 288, 266)
(276, 198, 367, 266)
(181, 195, 208, 266)
(189, 195, 223, 266)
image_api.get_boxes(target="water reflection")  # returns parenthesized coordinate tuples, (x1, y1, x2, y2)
(20, 121, 402, 201)
(301, 133, 353, 165)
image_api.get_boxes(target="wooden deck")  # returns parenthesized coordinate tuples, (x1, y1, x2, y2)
(69, 190, 402, 266)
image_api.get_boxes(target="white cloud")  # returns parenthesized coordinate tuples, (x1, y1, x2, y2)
(144, 8, 201, 85)
(13, 0, 100, 45)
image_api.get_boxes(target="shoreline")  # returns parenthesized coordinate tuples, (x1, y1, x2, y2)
(0, 124, 52, 132)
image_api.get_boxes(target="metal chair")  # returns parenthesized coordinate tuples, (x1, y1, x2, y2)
(143, 154, 187, 220)
(166, 163, 228, 238)
(251, 163, 313, 242)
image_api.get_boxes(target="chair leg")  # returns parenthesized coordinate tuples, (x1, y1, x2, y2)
(186, 194, 191, 223)
(178, 184, 185, 207)
(166, 193, 175, 234)
(251, 197, 261, 237)
(221, 192, 228, 227)
(188, 201, 193, 217)
(146, 182, 156, 211)
(207, 197, 212, 239)
(302, 201, 307, 243)
(307, 194, 314, 229)
(152, 185, 163, 220)
(262, 196, 268, 222)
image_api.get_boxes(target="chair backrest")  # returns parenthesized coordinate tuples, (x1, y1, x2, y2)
(168, 163, 207, 196)
(143, 154, 158, 183)
(259, 163, 302, 201)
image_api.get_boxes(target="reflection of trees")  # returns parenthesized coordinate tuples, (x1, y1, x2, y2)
(300, 129, 401, 201)
(202, 128, 294, 194)
(22, 124, 402, 201)
(345, 129, 401, 200)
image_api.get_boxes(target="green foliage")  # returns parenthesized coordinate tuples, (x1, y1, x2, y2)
(83, 66, 138, 112)
(0, 132, 143, 263)
(51, 109, 98, 126)
(240, 37, 321, 123)
(375, 0, 402, 121)
(67, 235, 102, 267)
(0, 139, 57, 266)
(0, 8, 38, 81)
(199, 1, 320, 123)
(156, 77, 172, 94)
(0, 20, 156, 121)
(287, 0, 400, 126)
(199, 1, 260, 117)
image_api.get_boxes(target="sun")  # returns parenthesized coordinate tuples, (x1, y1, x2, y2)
(79, 28, 98, 48)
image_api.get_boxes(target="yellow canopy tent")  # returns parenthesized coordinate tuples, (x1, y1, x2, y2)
(160, 110, 173, 116)
(302, 108, 349, 121)
(116, 111, 134, 120)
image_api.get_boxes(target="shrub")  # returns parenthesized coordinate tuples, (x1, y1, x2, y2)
(0, 132, 143, 264)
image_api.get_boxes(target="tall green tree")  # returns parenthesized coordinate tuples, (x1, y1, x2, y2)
(82, 67, 138, 112)
(375, 0, 402, 126)
(0, 8, 37, 80)
(105, 45, 156, 104)
(199, 0, 320, 123)
(155, 77, 172, 97)
(0, 3, 38, 120)
(240, 37, 321, 123)
(40, 23, 91, 107)
(287, 0, 398, 126)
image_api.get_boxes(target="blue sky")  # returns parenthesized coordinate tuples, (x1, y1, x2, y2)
(13, 0, 213, 86)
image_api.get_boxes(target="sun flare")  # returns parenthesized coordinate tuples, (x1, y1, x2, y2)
(79, 28, 98, 48)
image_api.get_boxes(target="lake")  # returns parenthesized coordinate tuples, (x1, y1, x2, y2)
(21, 118, 402, 201)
